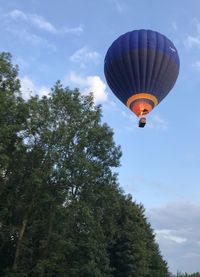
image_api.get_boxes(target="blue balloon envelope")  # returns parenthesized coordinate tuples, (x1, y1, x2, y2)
(104, 29, 180, 120)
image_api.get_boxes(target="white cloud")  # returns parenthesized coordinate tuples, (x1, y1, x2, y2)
(13, 57, 29, 69)
(185, 19, 200, 70)
(20, 77, 35, 100)
(8, 9, 56, 33)
(147, 202, 200, 273)
(63, 25, 83, 35)
(186, 36, 200, 48)
(103, 100, 119, 111)
(103, 105, 167, 132)
(5, 23, 57, 50)
(155, 229, 187, 244)
(23, 32, 57, 50)
(38, 86, 50, 97)
(109, 0, 128, 13)
(192, 60, 200, 70)
(119, 110, 138, 132)
(172, 22, 178, 31)
(4, 16, 57, 51)
(70, 46, 101, 67)
(30, 14, 57, 33)
(9, 9, 27, 20)
(193, 18, 200, 34)
(109, 111, 168, 131)
(66, 72, 108, 104)
(148, 114, 168, 130)
(120, 110, 136, 123)
(20, 76, 50, 100)
(185, 18, 200, 49)
(6, 9, 83, 35)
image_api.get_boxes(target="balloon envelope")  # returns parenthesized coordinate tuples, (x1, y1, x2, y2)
(104, 29, 180, 117)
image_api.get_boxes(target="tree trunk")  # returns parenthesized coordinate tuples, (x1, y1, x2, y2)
(12, 216, 28, 271)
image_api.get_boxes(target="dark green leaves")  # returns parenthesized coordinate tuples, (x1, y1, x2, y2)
(0, 52, 171, 277)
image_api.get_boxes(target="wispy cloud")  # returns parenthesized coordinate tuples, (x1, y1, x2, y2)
(185, 18, 200, 49)
(62, 25, 83, 35)
(65, 72, 108, 104)
(108, 0, 128, 13)
(192, 60, 200, 70)
(147, 202, 200, 273)
(186, 36, 200, 48)
(28, 14, 57, 33)
(20, 76, 50, 100)
(9, 9, 27, 20)
(148, 114, 168, 130)
(70, 46, 101, 68)
(8, 9, 57, 33)
(184, 19, 200, 71)
(13, 57, 29, 69)
(103, 104, 168, 132)
(7, 27, 57, 50)
(4, 9, 83, 35)
(172, 22, 178, 31)
(103, 104, 139, 133)
(155, 229, 187, 244)
(119, 110, 137, 132)
(120, 111, 167, 131)
(120, 110, 137, 123)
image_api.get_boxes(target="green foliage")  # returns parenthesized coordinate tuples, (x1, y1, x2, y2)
(0, 52, 172, 276)
(173, 273, 200, 277)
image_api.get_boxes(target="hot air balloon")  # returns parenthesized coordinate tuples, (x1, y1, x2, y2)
(104, 29, 180, 127)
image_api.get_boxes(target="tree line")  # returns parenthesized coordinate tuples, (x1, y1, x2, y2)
(173, 273, 200, 277)
(0, 52, 198, 276)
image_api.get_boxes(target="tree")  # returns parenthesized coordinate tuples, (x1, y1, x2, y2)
(0, 52, 170, 277)
(0, 52, 28, 275)
(108, 195, 170, 277)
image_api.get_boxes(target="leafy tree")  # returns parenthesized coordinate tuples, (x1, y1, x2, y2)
(109, 195, 169, 277)
(0, 52, 28, 275)
(0, 52, 171, 277)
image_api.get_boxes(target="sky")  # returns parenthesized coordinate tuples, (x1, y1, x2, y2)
(0, 0, 200, 274)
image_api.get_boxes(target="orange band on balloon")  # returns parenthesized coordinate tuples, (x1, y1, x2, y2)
(126, 93, 158, 108)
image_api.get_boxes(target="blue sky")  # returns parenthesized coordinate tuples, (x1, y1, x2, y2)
(1, 0, 200, 273)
